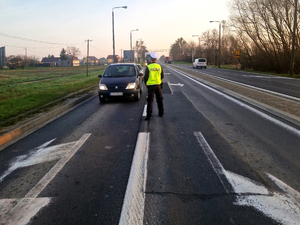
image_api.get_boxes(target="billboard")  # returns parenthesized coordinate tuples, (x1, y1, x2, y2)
(123, 50, 134, 61)
(0, 46, 6, 68)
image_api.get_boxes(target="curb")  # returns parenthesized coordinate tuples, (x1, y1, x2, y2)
(0, 90, 97, 151)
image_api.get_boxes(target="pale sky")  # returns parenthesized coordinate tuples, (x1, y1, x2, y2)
(0, 0, 230, 60)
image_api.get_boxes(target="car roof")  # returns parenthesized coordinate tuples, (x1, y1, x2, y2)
(108, 63, 136, 67)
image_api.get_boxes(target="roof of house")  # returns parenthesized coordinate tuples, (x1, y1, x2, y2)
(88, 56, 98, 61)
(107, 55, 120, 59)
(41, 57, 60, 63)
(66, 55, 79, 60)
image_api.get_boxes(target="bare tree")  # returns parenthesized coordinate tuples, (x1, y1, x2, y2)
(228, 0, 300, 73)
(66, 46, 81, 66)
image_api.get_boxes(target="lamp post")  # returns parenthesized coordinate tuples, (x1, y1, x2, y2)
(130, 29, 139, 63)
(112, 6, 127, 63)
(192, 35, 200, 62)
(210, 21, 221, 68)
(85, 39, 92, 77)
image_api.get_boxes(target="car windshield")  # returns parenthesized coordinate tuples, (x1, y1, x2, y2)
(103, 65, 136, 77)
(198, 59, 206, 62)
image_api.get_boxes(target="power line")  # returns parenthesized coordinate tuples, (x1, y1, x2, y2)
(90, 44, 106, 53)
(0, 32, 84, 46)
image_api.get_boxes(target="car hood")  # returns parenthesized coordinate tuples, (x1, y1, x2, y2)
(100, 76, 137, 86)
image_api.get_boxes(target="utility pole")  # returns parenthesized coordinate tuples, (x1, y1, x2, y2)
(210, 21, 222, 68)
(290, 0, 298, 76)
(85, 39, 92, 77)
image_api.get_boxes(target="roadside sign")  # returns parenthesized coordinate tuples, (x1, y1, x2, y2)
(235, 49, 240, 58)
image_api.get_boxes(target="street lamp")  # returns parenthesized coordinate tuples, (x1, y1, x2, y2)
(130, 29, 139, 63)
(112, 6, 127, 63)
(210, 21, 221, 68)
(192, 35, 200, 62)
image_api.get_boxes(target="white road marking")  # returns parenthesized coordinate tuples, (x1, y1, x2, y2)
(143, 104, 147, 117)
(194, 131, 229, 193)
(242, 75, 294, 79)
(169, 66, 300, 102)
(194, 131, 300, 225)
(0, 139, 74, 182)
(170, 67, 300, 137)
(0, 133, 91, 225)
(26, 133, 91, 198)
(168, 83, 184, 87)
(118, 132, 150, 225)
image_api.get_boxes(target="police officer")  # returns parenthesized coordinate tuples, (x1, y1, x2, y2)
(144, 52, 164, 120)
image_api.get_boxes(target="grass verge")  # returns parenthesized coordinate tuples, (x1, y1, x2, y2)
(0, 65, 106, 127)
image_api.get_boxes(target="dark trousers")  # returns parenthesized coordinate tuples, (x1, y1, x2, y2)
(146, 85, 164, 117)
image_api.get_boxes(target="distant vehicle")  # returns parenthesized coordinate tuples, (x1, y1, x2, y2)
(98, 63, 144, 103)
(136, 64, 143, 74)
(193, 58, 207, 69)
(165, 56, 172, 64)
(145, 52, 151, 65)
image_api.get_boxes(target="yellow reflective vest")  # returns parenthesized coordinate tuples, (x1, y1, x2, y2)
(146, 63, 162, 85)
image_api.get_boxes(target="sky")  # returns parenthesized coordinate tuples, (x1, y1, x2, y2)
(0, 0, 230, 60)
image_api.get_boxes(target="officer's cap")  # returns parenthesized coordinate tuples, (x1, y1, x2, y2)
(150, 52, 158, 59)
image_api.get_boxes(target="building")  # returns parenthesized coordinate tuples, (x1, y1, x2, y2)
(41, 56, 79, 67)
(107, 55, 120, 63)
(57, 56, 80, 67)
(83, 56, 98, 65)
(41, 57, 60, 67)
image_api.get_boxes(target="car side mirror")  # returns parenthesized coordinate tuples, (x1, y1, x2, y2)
(138, 72, 143, 76)
(98, 75, 102, 78)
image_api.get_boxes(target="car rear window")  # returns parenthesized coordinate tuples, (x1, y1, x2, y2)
(104, 65, 136, 77)
(198, 59, 206, 62)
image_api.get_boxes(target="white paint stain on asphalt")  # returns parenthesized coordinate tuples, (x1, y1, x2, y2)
(0, 133, 91, 225)
(194, 131, 300, 225)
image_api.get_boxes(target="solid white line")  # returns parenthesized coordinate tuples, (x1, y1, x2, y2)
(171, 66, 300, 102)
(25, 133, 91, 198)
(169, 67, 300, 137)
(119, 132, 150, 225)
(266, 173, 300, 202)
(143, 104, 147, 117)
(194, 131, 229, 193)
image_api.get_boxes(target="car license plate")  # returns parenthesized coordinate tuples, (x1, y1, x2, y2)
(110, 92, 123, 96)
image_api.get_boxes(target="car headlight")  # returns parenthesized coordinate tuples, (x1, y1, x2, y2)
(126, 83, 136, 89)
(99, 84, 108, 90)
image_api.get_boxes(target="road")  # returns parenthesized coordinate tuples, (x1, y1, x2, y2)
(173, 63, 300, 99)
(0, 64, 299, 224)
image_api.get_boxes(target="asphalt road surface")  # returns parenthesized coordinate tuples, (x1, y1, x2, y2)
(173, 63, 300, 99)
(0, 64, 299, 225)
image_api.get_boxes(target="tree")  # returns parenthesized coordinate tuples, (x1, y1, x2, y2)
(170, 38, 188, 61)
(135, 40, 148, 64)
(60, 48, 67, 60)
(7, 55, 25, 69)
(66, 46, 81, 66)
(228, 0, 300, 73)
